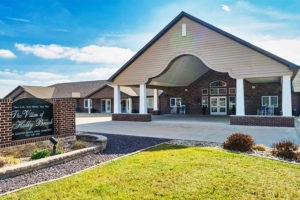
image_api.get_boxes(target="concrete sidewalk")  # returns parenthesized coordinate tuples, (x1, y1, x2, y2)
(76, 115, 300, 147)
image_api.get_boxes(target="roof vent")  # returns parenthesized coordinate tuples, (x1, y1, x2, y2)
(72, 92, 81, 98)
(182, 24, 186, 36)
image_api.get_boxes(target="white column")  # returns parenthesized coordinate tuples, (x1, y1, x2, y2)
(282, 75, 292, 116)
(113, 85, 121, 114)
(139, 84, 147, 114)
(236, 78, 245, 116)
(153, 89, 159, 111)
(128, 98, 132, 114)
(88, 99, 91, 114)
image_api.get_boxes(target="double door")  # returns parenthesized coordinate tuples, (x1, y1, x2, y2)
(210, 96, 227, 115)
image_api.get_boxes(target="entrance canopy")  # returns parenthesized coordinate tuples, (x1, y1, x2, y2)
(149, 55, 209, 87)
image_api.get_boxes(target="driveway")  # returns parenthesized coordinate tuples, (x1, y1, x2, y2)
(76, 114, 300, 147)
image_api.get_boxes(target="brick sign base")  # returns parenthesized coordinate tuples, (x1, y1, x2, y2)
(230, 115, 295, 127)
(0, 98, 76, 148)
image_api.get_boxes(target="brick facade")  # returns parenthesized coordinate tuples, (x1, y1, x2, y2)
(0, 98, 76, 148)
(0, 99, 12, 147)
(76, 85, 141, 113)
(159, 69, 299, 116)
(230, 115, 295, 127)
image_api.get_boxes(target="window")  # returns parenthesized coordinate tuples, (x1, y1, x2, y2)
(210, 81, 227, 87)
(84, 99, 92, 108)
(202, 96, 208, 106)
(170, 97, 181, 107)
(210, 88, 227, 95)
(219, 88, 227, 95)
(229, 96, 236, 111)
(147, 97, 153, 108)
(229, 88, 236, 95)
(262, 96, 278, 107)
(202, 89, 208, 95)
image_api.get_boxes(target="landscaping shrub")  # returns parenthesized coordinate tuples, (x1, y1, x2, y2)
(50, 147, 65, 156)
(271, 141, 298, 160)
(295, 152, 300, 162)
(223, 133, 255, 152)
(252, 144, 266, 151)
(31, 149, 50, 160)
(71, 141, 86, 150)
(0, 156, 18, 167)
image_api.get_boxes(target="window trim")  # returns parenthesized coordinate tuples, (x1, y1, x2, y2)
(202, 89, 208, 95)
(229, 88, 236, 95)
(84, 99, 92, 108)
(210, 88, 227, 95)
(147, 97, 154, 108)
(202, 96, 208, 106)
(210, 81, 227, 87)
(170, 97, 182, 107)
(261, 96, 278, 108)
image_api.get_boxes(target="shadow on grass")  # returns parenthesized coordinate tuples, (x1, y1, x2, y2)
(145, 143, 188, 152)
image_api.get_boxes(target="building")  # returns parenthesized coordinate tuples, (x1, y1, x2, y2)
(108, 12, 300, 126)
(5, 81, 156, 114)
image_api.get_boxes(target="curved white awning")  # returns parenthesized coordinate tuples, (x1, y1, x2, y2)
(149, 55, 209, 87)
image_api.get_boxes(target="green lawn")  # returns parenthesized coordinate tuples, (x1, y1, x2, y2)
(2, 144, 300, 200)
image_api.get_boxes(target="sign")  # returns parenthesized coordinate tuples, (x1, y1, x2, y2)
(12, 98, 54, 140)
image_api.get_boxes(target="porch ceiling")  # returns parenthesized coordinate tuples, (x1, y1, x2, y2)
(245, 77, 281, 83)
(149, 55, 210, 87)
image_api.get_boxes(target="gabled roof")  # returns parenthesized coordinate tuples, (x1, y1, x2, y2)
(4, 85, 55, 99)
(50, 80, 109, 98)
(22, 86, 55, 98)
(109, 11, 299, 82)
(5, 80, 109, 99)
(5, 80, 158, 100)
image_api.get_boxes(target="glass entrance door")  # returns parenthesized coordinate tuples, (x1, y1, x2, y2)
(210, 96, 227, 115)
(101, 99, 111, 113)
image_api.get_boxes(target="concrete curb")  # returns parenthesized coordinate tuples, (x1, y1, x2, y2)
(0, 145, 102, 180)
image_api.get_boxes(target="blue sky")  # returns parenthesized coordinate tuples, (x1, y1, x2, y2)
(0, 0, 300, 97)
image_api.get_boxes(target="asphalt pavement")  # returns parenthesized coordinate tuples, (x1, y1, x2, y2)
(76, 114, 300, 147)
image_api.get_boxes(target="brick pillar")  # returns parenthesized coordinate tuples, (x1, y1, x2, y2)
(0, 99, 12, 147)
(51, 98, 76, 136)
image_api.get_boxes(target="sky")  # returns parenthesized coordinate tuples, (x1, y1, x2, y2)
(0, 0, 300, 97)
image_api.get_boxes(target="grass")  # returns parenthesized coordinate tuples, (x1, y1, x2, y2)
(2, 144, 300, 199)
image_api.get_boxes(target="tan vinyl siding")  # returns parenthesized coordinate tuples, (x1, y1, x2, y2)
(114, 17, 291, 85)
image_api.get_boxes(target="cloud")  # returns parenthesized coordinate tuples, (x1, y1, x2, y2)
(6, 17, 31, 23)
(222, 4, 231, 12)
(0, 49, 16, 58)
(0, 70, 71, 97)
(15, 43, 136, 64)
(70, 45, 135, 63)
(76, 67, 120, 80)
(251, 36, 300, 65)
(235, 1, 300, 20)
(24, 72, 69, 80)
(15, 43, 74, 59)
